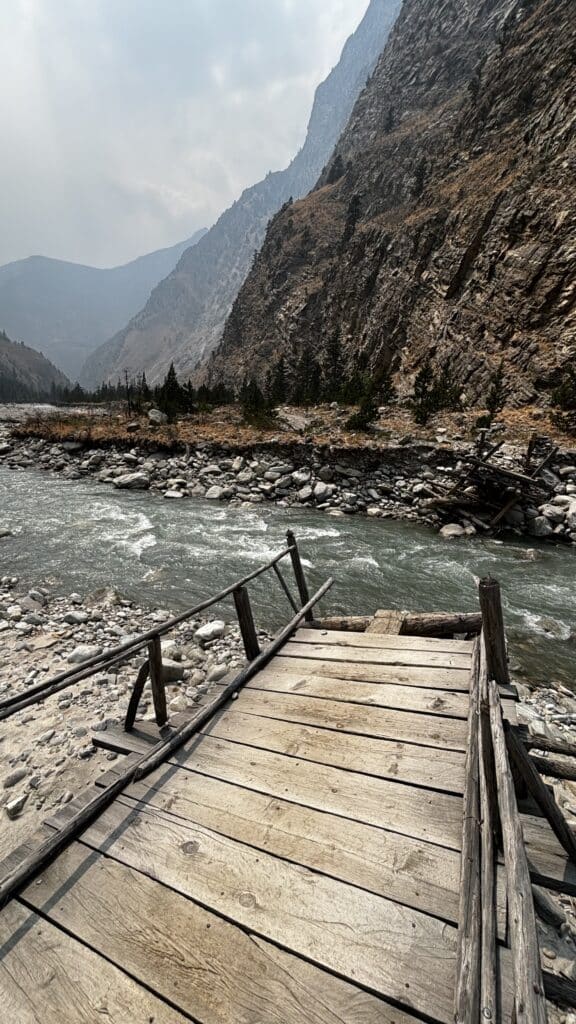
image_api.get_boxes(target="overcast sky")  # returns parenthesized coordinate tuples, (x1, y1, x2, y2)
(0, 0, 368, 268)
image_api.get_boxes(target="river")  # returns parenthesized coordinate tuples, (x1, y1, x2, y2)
(0, 465, 574, 688)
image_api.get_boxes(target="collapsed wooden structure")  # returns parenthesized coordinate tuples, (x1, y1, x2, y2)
(0, 533, 575, 1022)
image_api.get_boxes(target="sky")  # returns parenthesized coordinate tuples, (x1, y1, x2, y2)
(0, 0, 369, 268)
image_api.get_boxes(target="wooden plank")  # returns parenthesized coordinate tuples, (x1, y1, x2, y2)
(508, 727, 576, 863)
(366, 611, 404, 633)
(74, 798, 459, 1022)
(294, 627, 472, 654)
(20, 841, 416, 1024)
(285, 641, 471, 669)
(178, 733, 464, 849)
(0, 900, 184, 1024)
(270, 654, 471, 690)
(204, 707, 467, 792)
(116, 768, 482, 928)
(233, 688, 468, 752)
(248, 670, 470, 718)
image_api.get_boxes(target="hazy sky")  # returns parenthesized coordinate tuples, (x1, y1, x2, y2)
(0, 0, 368, 268)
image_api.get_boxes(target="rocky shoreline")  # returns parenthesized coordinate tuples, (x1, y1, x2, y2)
(0, 577, 262, 858)
(2, 422, 576, 543)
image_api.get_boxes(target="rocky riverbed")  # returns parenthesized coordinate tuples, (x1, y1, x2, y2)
(2, 422, 576, 542)
(0, 577, 260, 858)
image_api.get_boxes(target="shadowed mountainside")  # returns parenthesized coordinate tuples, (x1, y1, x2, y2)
(207, 0, 575, 407)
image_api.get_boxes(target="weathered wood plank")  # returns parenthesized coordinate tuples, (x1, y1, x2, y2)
(248, 671, 470, 718)
(366, 611, 404, 634)
(21, 841, 415, 1024)
(204, 708, 467, 792)
(283, 640, 472, 669)
(178, 733, 464, 849)
(118, 769, 475, 927)
(269, 654, 471, 690)
(234, 688, 468, 752)
(0, 899, 184, 1024)
(75, 799, 459, 1022)
(294, 628, 473, 654)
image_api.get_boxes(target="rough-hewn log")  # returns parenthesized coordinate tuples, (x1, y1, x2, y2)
(148, 636, 167, 727)
(124, 660, 150, 732)
(286, 528, 313, 623)
(454, 639, 481, 1024)
(479, 644, 497, 1021)
(507, 727, 576, 864)
(488, 679, 547, 1024)
(479, 577, 510, 685)
(542, 969, 576, 1008)
(401, 612, 482, 637)
(233, 586, 260, 661)
(529, 752, 576, 783)
(521, 730, 576, 759)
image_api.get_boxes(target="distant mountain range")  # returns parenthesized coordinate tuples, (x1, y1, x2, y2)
(0, 229, 206, 381)
(0, 330, 69, 401)
(82, 0, 401, 387)
(206, 0, 576, 408)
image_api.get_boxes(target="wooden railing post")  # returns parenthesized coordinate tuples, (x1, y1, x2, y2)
(148, 636, 167, 727)
(233, 586, 260, 661)
(286, 529, 313, 623)
(478, 577, 510, 685)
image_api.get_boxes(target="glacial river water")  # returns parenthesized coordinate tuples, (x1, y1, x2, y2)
(0, 465, 574, 687)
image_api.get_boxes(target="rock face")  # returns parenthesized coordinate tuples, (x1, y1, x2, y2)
(82, 0, 401, 387)
(0, 231, 206, 380)
(0, 330, 70, 400)
(207, 0, 575, 407)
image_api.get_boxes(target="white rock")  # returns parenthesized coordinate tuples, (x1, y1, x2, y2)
(164, 490, 184, 499)
(195, 620, 226, 641)
(148, 408, 168, 425)
(439, 523, 466, 539)
(113, 472, 150, 490)
(207, 663, 229, 683)
(205, 485, 223, 500)
(169, 695, 188, 714)
(67, 644, 103, 664)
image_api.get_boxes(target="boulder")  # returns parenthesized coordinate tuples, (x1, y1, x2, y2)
(113, 472, 150, 490)
(529, 516, 554, 538)
(148, 408, 168, 426)
(439, 523, 467, 539)
(205, 485, 224, 500)
(195, 620, 226, 642)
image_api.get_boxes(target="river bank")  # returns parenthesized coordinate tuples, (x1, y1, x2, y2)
(3, 413, 576, 542)
(0, 577, 258, 857)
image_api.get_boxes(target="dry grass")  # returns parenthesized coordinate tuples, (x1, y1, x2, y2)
(10, 402, 575, 453)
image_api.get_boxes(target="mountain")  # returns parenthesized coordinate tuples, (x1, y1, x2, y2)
(82, 0, 401, 387)
(0, 330, 69, 401)
(0, 229, 206, 381)
(206, 0, 575, 408)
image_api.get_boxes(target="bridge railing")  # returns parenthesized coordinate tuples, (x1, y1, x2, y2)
(0, 528, 328, 727)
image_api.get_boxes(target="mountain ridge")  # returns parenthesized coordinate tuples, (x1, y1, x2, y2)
(0, 229, 206, 381)
(82, 0, 401, 387)
(0, 330, 70, 401)
(206, 0, 575, 407)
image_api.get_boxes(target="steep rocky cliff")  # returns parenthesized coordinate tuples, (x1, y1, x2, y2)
(0, 331, 69, 400)
(83, 0, 401, 387)
(207, 0, 576, 406)
(0, 230, 206, 381)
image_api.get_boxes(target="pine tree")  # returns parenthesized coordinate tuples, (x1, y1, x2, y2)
(158, 362, 184, 422)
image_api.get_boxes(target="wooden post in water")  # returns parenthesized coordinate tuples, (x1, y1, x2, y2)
(478, 577, 510, 685)
(233, 586, 260, 661)
(148, 636, 167, 727)
(286, 529, 313, 623)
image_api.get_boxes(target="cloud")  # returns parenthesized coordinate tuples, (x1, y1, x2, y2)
(0, 0, 368, 267)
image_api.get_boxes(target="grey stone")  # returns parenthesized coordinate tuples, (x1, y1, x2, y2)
(5, 793, 28, 818)
(207, 663, 229, 683)
(113, 472, 150, 490)
(195, 620, 226, 641)
(439, 523, 466, 539)
(529, 516, 554, 538)
(63, 611, 90, 624)
(148, 408, 168, 426)
(3, 768, 28, 788)
(67, 644, 103, 664)
(205, 485, 224, 500)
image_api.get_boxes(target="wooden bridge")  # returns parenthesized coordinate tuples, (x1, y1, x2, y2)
(0, 534, 575, 1023)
